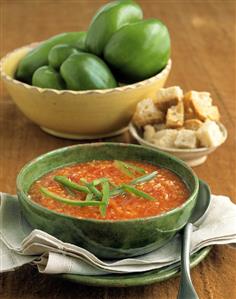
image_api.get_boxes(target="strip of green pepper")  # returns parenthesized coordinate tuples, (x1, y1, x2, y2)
(121, 184, 156, 201)
(99, 181, 110, 217)
(54, 176, 90, 194)
(80, 178, 102, 199)
(40, 187, 101, 207)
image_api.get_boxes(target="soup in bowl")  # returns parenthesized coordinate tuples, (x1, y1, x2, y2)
(17, 143, 199, 259)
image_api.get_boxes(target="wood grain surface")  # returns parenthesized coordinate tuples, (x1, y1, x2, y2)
(0, 1, 236, 298)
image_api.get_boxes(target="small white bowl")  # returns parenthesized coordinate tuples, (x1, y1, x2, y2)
(129, 122, 228, 167)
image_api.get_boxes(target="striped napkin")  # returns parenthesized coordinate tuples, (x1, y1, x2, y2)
(0, 193, 236, 275)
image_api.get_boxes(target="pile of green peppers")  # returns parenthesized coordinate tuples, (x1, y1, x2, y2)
(15, 0, 171, 90)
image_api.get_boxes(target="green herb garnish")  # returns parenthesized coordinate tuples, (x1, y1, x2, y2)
(54, 177, 75, 196)
(109, 171, 158, 197)
(99, 181, 110, 217)
(114, 160, 134, 177)
(54, 176, 90, 194)
(92, 177, 117, 190)
(123, 162, 146, 174)
(80, 178, 102, 199)
(40, 187, 101, 207)
(85, 193, 94, 201)
(114, 160, 146, 177)
(121, 184, 156, 201)
(43, 170, 158, 216)
(92, 178, 109, 186)
(130, 171, 158, 185)
(63, 186, 76, 196)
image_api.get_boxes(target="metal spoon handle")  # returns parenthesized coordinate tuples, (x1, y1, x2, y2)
(177, 223, 199, 299)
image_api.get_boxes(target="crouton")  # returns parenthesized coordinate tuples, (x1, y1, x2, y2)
(184, 108, 196, 120)
(183, 92, 196, 120)
(155, 86, 183, 111)
(184, 91, 220, 121)
(166, 102, 184, 128)
(206, 106, 220, 121)
(143, 125, 156, 143)
(196, 120, 223, 147)
(153, 123, 166, 131)
(174, 129, 197, 149)
(132, 98, 164, 127)
(184, 119, 203, 130)
(153, 129, 178, 148)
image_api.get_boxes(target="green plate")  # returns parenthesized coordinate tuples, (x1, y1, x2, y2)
(58, 179, 212, 287)
(59, 246, 211, 287)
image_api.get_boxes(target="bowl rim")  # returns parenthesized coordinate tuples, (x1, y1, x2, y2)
(16, 142, 199, 224)
(129, 122, 228, 153)
(0, 42, 172, 95)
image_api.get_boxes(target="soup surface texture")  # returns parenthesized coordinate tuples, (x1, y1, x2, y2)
(29, 160, 190, 220)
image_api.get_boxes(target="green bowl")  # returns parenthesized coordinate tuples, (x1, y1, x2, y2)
(17, 143, 199, 259)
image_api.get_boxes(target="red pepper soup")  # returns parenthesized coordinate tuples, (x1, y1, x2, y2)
(28, 160, 190, 220)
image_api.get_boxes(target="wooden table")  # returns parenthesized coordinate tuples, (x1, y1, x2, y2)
(1, 1, 236, 298)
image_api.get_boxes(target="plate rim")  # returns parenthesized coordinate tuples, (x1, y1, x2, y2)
(58, 246, 212, 287)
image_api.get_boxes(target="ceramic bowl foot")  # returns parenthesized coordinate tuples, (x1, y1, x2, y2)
(186, 156, 207, 167)
(40, 126, 128, 140)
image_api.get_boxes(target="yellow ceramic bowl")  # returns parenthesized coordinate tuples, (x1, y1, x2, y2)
(0, 43, 171, 139)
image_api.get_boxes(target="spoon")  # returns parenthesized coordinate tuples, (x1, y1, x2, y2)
(177, 179, 211, 299)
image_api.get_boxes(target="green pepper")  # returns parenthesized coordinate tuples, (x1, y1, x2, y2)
(48, 44, 79, 70)
(16, 32, 87, 84)
(54, 176, 90, 194)
(85, 0, 143, 56)
(104, 19, 171, 83)
(60, 52, 117, 90)
(40, 187, 101, 207)
(32, 66, 65, 90)
(121, 184, 156, 201)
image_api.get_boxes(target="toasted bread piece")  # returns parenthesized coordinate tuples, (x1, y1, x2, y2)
(166, 102, 184, 128)
(155, 86, 183, 111)
(183, 92, 196, 120)
(185, 108, 196, 120)
(207, 105, 220, 121)
(184, 107, 196, 120)
(184, 91, 220, 121)
(153, 129, 178, 148)
(184, 119, 203, 130)
(143, 125, 156, 143)
(132, 98, 164, 127)
(153, 123, 166, 131)
(196, 120, 223, 147)
(174, 129, 197, 149)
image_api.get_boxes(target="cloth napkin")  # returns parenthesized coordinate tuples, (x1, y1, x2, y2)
(0, 193, 236, 276)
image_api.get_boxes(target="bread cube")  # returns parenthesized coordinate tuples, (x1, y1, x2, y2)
(153, 129, 178, 148)
(132, 98, 164, 127)
(143, 125, 156, 143)
(184, 119, 203, 130)
(184, 91, 220, 121)
(174, 129, 197, 149)
(207, 105, 220, 121)
(183, 91, 196, 120)
(166, 102, 184, 128)
(196, 120, 223, 147)
(155, 86, 183, 111)
(153, 123, 166, 131)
